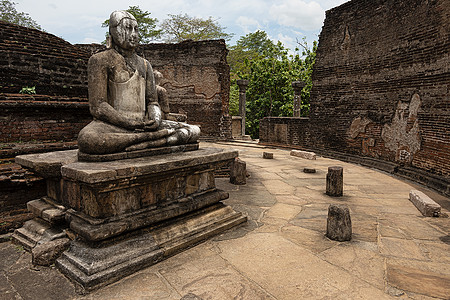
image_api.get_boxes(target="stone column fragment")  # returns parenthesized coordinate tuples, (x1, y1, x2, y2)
(230, 158, 246, 185)
(236, 79, 249, 136)
(326, 204, 352, 241)
(292, 81, 305, 117)
(326, 166, 343, 196)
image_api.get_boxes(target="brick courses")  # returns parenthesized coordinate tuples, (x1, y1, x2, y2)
(260, 0, 449, 195)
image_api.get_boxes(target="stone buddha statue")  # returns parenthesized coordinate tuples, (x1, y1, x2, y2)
(77, 11, 200, 155)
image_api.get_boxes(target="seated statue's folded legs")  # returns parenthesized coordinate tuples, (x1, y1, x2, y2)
(78, 120, 173, 154)
(124, 138, 167, 151)
(159, 120, 201, 146)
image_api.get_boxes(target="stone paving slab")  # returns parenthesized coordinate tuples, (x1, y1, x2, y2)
(1, 142, 449, 299)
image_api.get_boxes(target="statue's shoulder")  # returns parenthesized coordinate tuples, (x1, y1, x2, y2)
(88, 49, 121, 67)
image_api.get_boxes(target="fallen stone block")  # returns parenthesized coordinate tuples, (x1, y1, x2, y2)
(326, 166, 343, 197)
(303, 167, 316, 173)
(263, 152, 273, 159)
(290, 150, 316, 160)
(409, 190, 441, 217)
(32, 238, 70, 266)
(230, 158, 246, 185)
(326, 204, 352, 241)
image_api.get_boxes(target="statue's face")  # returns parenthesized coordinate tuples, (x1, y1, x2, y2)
(111, 18, 139, 50)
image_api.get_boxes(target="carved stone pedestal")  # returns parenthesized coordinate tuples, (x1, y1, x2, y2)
(13, 147, 246, 292)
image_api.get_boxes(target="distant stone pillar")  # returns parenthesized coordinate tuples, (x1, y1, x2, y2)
(292, 81, 305, 117)
(237, 79, 249, 136)
(326, 166, 343, 196)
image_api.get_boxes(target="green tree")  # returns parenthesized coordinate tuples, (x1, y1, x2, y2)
(160, 13, 233, 43)
(0, 0, 42, 30)
(228, 30, 275, 79)
(102, 6, 161, 44)
(239, 40, 317, 139)
(228, 31, 277, 117)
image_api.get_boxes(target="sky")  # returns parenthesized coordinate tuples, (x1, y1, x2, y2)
(15, 0, 348, 51)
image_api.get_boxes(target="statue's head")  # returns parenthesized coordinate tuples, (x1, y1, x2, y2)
(108, 10, 139, 50)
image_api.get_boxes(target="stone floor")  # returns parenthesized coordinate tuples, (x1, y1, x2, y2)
(1, 141, 449, 300)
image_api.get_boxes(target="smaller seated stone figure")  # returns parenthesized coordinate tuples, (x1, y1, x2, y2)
(154, 70, 187, 122)
(78, 11, 200, 156)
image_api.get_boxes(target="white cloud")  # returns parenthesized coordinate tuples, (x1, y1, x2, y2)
(236, 16, 261, 33)
(269, 0, 325, 31)
(81, 37, 101, 44)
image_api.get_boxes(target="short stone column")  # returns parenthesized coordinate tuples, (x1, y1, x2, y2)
(326, 166, 343, 196)
(292, 81, 305, 117)
(263, 152, 273, 159)
(230, 158, 246, 185)
(237, 79, 249, 136)
(326, 204, 352, 241)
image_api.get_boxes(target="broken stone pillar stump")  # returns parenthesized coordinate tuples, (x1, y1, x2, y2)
(409, 190, 441, 217)
(326, 166, 343, 197)
(263, 152, 273, 159)
(303, 167, 316, 173)
(326, 204, 352, 241)
(14, 147, 247, 292)
(230, 157, 246, 185)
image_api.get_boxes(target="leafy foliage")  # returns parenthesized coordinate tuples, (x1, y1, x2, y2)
(228, 30, 275, 80)
(19, 86, 36, 95)
(160, 13, 233, 43)
(102, 6, 161, 44)
(228, 31, 278, 118)
(230, 35, 317, 139)
(0, 0, 42, 30)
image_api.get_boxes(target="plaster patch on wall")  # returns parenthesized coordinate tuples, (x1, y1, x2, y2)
(340, 26, 351, 51)
(159, 65, 220, 99)
(348, 116, 372, 139)
(381, 93, 421, 163)
(272, 124, 288, 144)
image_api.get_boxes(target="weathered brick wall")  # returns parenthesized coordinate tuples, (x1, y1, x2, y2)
(0, 94, 89, 143)
(141, 40, 231, 138)
(0, 22, 231, 139)
(0, 21, 90, 97)
(260, 0, 449, 194)
(259, 117, 311, 147)
(310, 0, 449, 177)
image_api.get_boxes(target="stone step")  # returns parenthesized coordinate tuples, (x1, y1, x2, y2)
(12, 227, 40, 250)
(27, 197, 66, 224)
(12, 218, 67, 250)
(56, 203, 246, 293)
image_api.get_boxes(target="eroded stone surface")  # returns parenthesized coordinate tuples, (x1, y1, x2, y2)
(326, 204, 352, 241)
(230, 157, 246, 185)
(326, 167, 343, 197)
(32, 238, 70, 266)
(387, 264, 450, 299)
(409, 189, 441, 217)
(263, 152, 274, 159)
(290, 149, 316, 160)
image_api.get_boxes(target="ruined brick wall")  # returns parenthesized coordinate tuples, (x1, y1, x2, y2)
(0, 94, 89, 143)
(259, 117, 311, 147)
(141, 40, 231, 138)
(260, 0, 449, 194)
(0, 21, 90, 97)
(310, 0, 449, 178)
